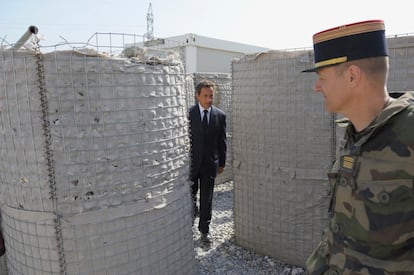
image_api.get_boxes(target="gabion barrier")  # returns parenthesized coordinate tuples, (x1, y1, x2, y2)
(232, 50, 335, 267)
(0, 33, 195, 274)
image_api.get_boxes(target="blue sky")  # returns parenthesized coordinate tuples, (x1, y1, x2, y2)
(1, 0, 414, 50)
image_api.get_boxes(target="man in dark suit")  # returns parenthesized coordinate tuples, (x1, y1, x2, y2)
(189, 79, 227, 244)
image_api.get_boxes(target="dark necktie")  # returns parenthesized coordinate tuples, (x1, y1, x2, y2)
(202, 110, 208, 131)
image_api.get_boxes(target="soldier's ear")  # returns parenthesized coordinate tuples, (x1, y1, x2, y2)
(348, 65, 361, 86)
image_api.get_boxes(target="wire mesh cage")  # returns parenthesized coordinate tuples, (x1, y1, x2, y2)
(231, 50, 333, 267)
(0, 29, 196, 274)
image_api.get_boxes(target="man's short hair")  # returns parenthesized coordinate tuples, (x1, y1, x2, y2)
(195, 80, 216, 94)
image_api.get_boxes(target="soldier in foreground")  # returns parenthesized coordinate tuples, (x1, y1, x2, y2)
(302, 20, 414, 274)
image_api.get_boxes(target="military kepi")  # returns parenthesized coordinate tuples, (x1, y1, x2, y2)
(302, 20, 388, 72)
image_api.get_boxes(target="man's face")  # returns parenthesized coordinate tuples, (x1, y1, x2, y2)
(314, 66, 352, 113)
(196, 87, 214, 109)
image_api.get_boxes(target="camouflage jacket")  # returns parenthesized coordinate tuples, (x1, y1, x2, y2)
(307, 92, 414, 275)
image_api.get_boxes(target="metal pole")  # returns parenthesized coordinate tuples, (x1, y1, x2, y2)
(12, 25, 38, 50)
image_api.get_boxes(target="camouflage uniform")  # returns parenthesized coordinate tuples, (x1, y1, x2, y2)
(307, 92, 414, 275)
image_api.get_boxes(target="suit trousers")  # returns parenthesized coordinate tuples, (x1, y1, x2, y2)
(192, 173, 215, 234)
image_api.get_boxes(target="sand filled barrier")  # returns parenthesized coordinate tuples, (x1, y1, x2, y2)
(0, 39, 195, 274)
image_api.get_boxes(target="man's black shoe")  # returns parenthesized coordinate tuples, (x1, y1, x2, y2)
(201, 233, 212, 244)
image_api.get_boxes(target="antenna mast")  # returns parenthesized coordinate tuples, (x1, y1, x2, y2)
(145, 3, 154, 41)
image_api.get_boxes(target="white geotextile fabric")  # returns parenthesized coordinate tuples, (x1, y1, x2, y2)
(0, 48, 196, 274)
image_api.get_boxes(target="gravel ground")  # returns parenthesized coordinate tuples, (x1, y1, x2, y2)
(192, 181, 306, 275)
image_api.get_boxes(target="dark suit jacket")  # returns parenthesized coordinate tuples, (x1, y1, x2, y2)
(189, 104, 226, 180)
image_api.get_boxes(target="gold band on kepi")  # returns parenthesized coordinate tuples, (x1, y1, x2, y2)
(302, 20, 388, 72)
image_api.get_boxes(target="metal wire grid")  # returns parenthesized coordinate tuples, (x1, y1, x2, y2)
(387, 35, 414, 92)
(1, 206, 61, 274)
(0, 32, 196, 274)
(1, 186, 195, 274)
(0, 50, 55, 213)
(40, 50, 189, 216)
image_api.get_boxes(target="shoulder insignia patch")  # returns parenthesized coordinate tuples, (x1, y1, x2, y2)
(342, 155, 356, 171)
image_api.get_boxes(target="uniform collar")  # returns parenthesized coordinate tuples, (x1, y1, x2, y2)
(337, 92, 413, 130)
